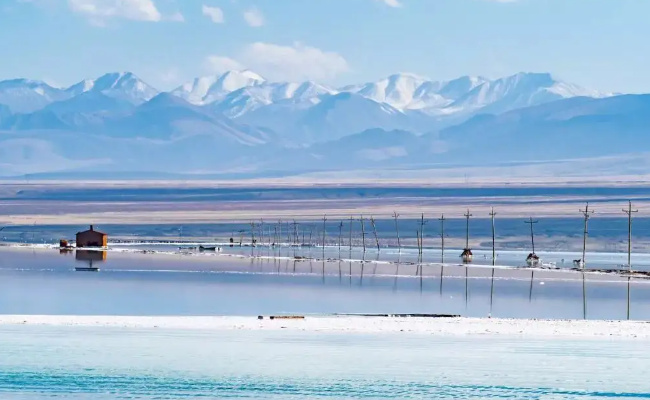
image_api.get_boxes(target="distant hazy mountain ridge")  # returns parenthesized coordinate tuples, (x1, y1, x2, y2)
(0, 70, 637, 178)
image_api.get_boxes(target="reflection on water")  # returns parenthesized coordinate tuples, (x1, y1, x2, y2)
(0, 247, 648, 320)
(75, 250, 107, 262)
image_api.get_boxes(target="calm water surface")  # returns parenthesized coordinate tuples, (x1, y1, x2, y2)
(1, 247, 649, 320)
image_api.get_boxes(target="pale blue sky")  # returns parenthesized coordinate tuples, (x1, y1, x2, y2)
(1, 0, 649, 92)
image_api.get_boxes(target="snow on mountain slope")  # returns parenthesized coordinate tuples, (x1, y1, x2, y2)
(445, 72, 606, 116)
(213, 81, 336, 118)
(105, 93, 272, 145)
(171, 70, 265, 105)
(341, 73, 430, 109)
(65, 72, 158, 105)
(0, 79, 68, 113)
(239, 92, 434, 144)
(340, 73, 491, 112)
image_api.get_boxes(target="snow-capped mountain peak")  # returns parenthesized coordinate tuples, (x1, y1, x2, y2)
(212, 80, 336, 118)
(172, 70, 266, 105)
(444, 72, 607, 115)
(64, 72, 158, 105)
(0, 78, 67, 113)
(341, 72, 431, 109)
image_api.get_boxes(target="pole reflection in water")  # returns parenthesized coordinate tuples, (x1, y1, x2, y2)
(56, 247, 649, 321)
(348, 255, 352, 287)
(338, 260, 342, 283)
(418, 255, 423, 294)
(74, 249, 107, 271)
(393, 254, 401, 293)
(465, 266, 469, 308)
(627, 276, 631, 320)
(582, 271, 587, 320)
(490, 267, 495, 316)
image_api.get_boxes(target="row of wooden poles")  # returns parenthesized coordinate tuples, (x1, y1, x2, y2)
(218, 201, 639, 271)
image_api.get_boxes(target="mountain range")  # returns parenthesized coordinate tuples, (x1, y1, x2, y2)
(0, 69, 646, 179)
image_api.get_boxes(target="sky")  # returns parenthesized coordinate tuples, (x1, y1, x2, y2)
(1, 0, 649, 93)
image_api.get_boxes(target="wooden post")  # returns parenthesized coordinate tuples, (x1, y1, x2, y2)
(370, 216, 380, 252)
(393, 211, 401, 252)
(250, 221, 256, 247)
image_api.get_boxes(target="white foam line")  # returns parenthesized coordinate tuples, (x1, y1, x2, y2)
(0, 315, 649, 339)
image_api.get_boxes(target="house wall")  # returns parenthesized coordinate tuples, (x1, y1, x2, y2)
(76, 231, 107, 248)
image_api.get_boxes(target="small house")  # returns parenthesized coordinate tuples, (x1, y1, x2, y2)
(76, 225, 107, 248)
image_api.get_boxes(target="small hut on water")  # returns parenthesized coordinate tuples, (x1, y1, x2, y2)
(76, 225, 107, 248)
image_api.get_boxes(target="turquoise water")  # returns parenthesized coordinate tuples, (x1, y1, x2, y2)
(1, 325, 650, 399)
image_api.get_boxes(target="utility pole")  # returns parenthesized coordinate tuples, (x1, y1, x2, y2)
(420, 213, 429, 254)
(273, 225, 278, 247)
(579, 202, 594, 270)
(623, 201, 638, 271)
(490, 208, 497, 266)
(292, 220, 299, 245)
(393, 211, 401, 252)
(250, 221, 256, 247)
(419, 213, 428, 256)
(349, 216, 354, 252)
(360, 215, 367, 253)
(259, 219, 265, 246)
(524, 217, 539, 254)
(370, 216, 380, 252)
(438, 214, 446, 263)
(464, 209, 472, 250)
(322, 215, 327, 250)
(285, 221, 291, 244)
(338, 221, 343, 251)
